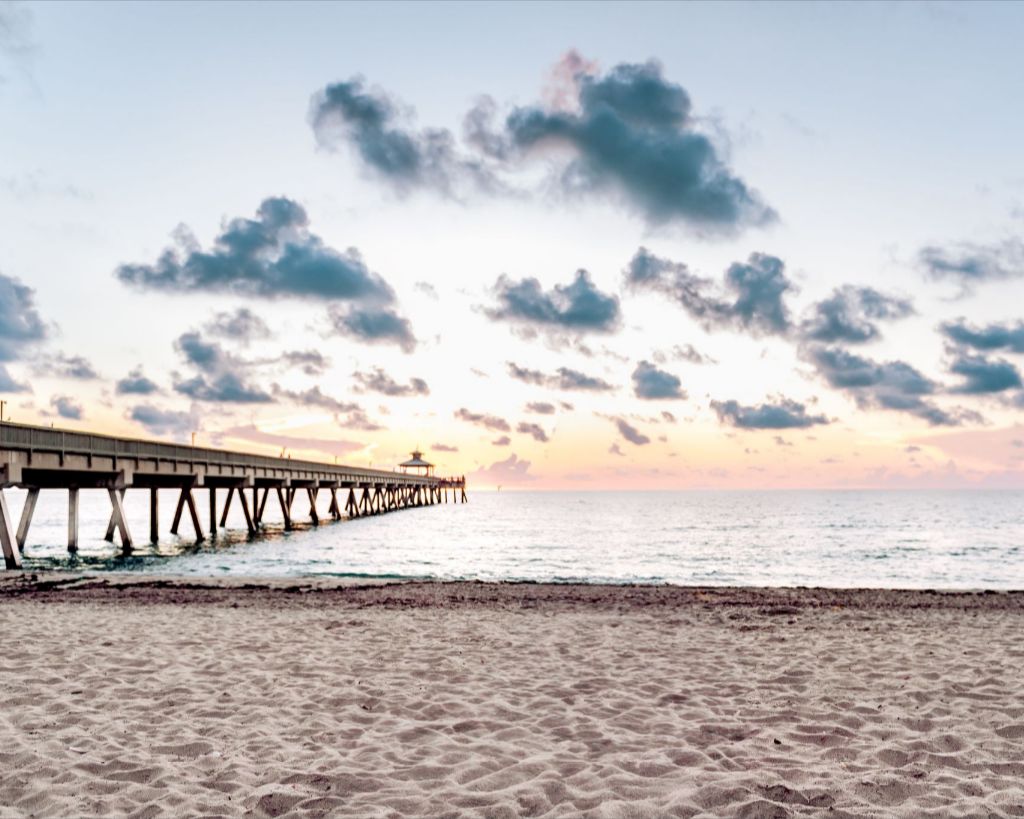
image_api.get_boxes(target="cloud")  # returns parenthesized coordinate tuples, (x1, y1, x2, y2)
(470, 453, 535, 485)
(50, 395, 82, 420)
(608, 443, 625, 457)
(270, 384, 381, 430)
(281, 350, 329, 376)
(800, 286, 914, 344)
(223, 424, 365, 458)
(632, 360, 686, 400)
(0, 271, 47, 361)
(710, 397, 828, 429)
(35, 352, 99, 380)
(0, 366, 27, 392)
(172, 331, 271, 403)
(326, 304, 416, 352)
(940, 319, 1024, 354)
(516, 421, 549, 443)
(128, 404, 196, 439)
(948, 353, 1022, 394)
(491, 435, 511, 446)
(468, 52, 774, 230)
(653, 344, 713, 365)
(486, 269, 620, 335)
(625, 247, 794, 337)
(506, 361, 615, 392)
(803, 345, 964, 426)
(525, 401, 556, 415)
(0, 2, 33, 81)
(310, 77, 496, 198)
(116, 367, 160, 395)
(115, 197, 396, 302)
(918, 238, 1024, 291)
(352, 367, 429, 397)
(455, 408, 510, 432)
(432, 443, 458, 453)
(205, 307, 271, 343)
(613, 417, 650, 446)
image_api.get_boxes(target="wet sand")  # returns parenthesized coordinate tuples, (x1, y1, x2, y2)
(1, 574, 1023, 818)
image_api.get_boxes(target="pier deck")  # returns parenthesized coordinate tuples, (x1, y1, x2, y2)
(0, 422, 466, 568)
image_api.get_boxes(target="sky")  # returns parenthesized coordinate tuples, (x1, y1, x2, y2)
(2, 0, 1024, 490)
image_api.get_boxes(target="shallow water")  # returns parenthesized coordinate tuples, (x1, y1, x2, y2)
(8, 488, 1024, 589)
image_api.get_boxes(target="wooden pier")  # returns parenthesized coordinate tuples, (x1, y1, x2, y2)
(0, 422, 467, 569)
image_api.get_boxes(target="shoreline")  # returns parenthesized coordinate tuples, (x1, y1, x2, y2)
(2, 571, 1023, 609)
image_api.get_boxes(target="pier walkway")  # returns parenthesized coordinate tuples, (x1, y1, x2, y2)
(0, 422, 467, 569)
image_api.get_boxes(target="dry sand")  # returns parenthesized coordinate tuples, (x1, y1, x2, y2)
(1, 575, 1023, 818)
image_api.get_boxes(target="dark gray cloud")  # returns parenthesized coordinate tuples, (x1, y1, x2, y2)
(327, 304, 416, 352)
(918, 239, 1024, 290)
(941, 319, 1024, 354)
(803, 345, 962, 426)
(525, 401, 556, 415)
(710, 397, 828, 430)
(516, 422, 549, 443)
(469, 53, 774, 230)
(310, 78, 495, 197)
(0, 271, 47, 361)
(432, 443, 458, 453)
(129, 404, 196, 439)
(661, 411, 677, 423)
(506, 361, 615, 392)
(613, 417, 650, 446)
(949, 353, 1022, 394)
(0, 366, 26, 392)
(116, 367, 159, 395)
(486, 269, 620, 335)
(205, 307, 271, 343)
(625, 247, 794, 337)
(608, 443, 625, 457)
(50, 395, 82, 420)
(116, 197, 396, 303)
(455, 408, 511, 433)
(353, 367, 429, 397)
(36, 352, 98, 380)
(280, 350, 329, 376)
(800, 286, 914, 344)
(632, 360, 686, 400)
(492, 435, 511, 447)
(173, 331, 271, 403)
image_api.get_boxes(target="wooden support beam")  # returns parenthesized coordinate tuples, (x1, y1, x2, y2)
(238, 488, 256, 536)
(208, 487, 217, 536)
(0, 489, 23, 569)
(16, 487, 39, 551)
(328, 488, 340, 520)
(107, 487, 133, 552)
(276, 486, 293, 530)
(170, 488, 186, 535)
(150, 488, 158, 543)
(307, 487, 319, 526)
(185, 490, 204, 542)
(67, 488, 79, 552)
(103, 488, 125, 542)
(257, 488, 269, 524)
(219, 487, 234, 527)
(252, 487, 260, 527)
(346, 488, 357, 518)
(461, 486, 468, 503)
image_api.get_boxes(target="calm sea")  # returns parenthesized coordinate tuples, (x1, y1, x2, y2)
(7, 489, 1023, 589)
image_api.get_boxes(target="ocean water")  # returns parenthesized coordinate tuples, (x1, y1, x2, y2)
(6, 488, 1023, 589)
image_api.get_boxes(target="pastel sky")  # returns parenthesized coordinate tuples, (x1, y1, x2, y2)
(2, 0, 1024, 490)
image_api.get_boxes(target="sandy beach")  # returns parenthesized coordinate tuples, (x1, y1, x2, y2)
(1, 576, 1023, 818)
